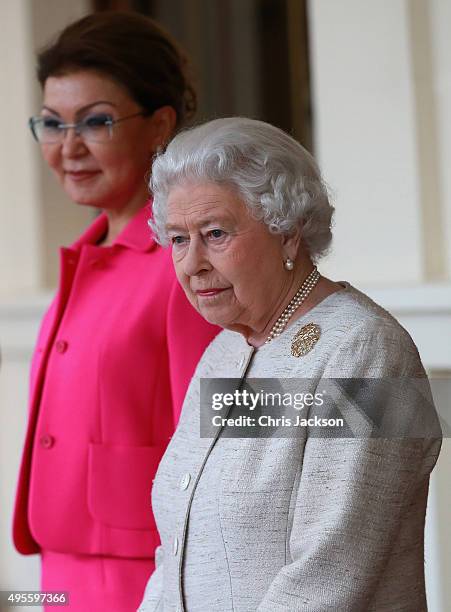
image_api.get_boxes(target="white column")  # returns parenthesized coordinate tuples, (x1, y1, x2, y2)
(0, 0, 41, 294)
(429, 0, 451, 278)
(308, 0, 424, 285)
(308, 2, 451, 609)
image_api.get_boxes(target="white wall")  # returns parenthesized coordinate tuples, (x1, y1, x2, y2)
(0, 1, 90, 607)
(308, 1, 451, 610)
(309, 0, 451, 286)
(429, 0, 451, 275)
(0, 0, 41, 294)
(0, 297, 51, 600)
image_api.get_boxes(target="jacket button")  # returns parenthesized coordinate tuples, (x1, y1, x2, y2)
(55, 340, 68, 353)
(179, 473, 191, 491)
(39, 434, 54, 449)
(173, 536, 179, 556)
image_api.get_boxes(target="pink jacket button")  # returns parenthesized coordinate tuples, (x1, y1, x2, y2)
(55, 340, 68, 353)
(39, 435, 55, 449)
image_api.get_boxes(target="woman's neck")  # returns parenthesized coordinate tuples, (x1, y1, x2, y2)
(245, 275, 343, 348)
(97, 191, 148, 247)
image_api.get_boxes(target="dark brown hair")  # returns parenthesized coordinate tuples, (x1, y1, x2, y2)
(37, 11, 196, 128)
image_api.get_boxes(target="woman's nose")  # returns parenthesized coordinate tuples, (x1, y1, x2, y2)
(183, 239, 211, 277)
(61, 128, 87, 157)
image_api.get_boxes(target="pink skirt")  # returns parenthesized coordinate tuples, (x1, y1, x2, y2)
(41, 551, 154, 612)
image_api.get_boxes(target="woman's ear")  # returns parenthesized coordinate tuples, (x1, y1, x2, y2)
(147, 106, 177, 152)
(281, 226, 302, 261)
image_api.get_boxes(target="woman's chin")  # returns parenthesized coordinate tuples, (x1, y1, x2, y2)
(64, 187, 107, 209)
(62, 176, 104, 207)
(192, 293, 241, 331)
(197, 307, 233, 330)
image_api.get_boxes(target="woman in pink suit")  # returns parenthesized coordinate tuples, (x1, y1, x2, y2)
(13, 12, 218, 611)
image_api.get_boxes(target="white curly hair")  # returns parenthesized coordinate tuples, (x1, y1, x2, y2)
(149, 117, 334, 261)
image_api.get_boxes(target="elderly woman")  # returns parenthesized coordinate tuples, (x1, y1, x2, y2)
(140, 118, 441, 611)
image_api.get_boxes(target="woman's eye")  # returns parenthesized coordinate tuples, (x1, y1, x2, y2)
(42, 117, 61, 129)
(208, 229, 224, 240)
(171, 235, 187, 246)
(83, 114, 112, 128)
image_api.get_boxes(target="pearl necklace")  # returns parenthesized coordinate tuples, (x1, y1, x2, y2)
(265, 267, 321, 344)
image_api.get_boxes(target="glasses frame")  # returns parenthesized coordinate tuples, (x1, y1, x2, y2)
(28, 111, 148, 144)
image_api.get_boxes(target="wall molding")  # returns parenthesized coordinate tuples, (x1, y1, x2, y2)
(362, 283, 451, 371)
(1, 284, 450, 367)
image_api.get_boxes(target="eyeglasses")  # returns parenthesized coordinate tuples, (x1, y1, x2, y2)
(28, 111, 147, 144)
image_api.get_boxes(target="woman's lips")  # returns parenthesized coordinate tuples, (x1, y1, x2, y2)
(65, 170, 100, 182)
(195, 288, 230, 298)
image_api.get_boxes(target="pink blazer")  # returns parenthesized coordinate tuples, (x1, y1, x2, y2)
(13, 205, 219, 559)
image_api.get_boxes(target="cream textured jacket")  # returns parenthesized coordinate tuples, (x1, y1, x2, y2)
(139, 285, 441, 612)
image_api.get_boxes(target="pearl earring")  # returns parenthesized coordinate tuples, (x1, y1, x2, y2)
(284, 258, 294, 271)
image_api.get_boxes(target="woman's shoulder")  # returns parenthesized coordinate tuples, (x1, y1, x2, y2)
(278, 284, 425, 378)
(312, 283, 416, 345)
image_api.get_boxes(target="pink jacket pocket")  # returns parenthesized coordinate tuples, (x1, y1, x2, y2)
(88, 443, 165, 531)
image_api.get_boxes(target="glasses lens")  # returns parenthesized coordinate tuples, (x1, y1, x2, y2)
(81, 114, 113, 143)
(29, 116, 64, 143)
(36, 116, 64, 143)
(28, 113, 115, 143)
